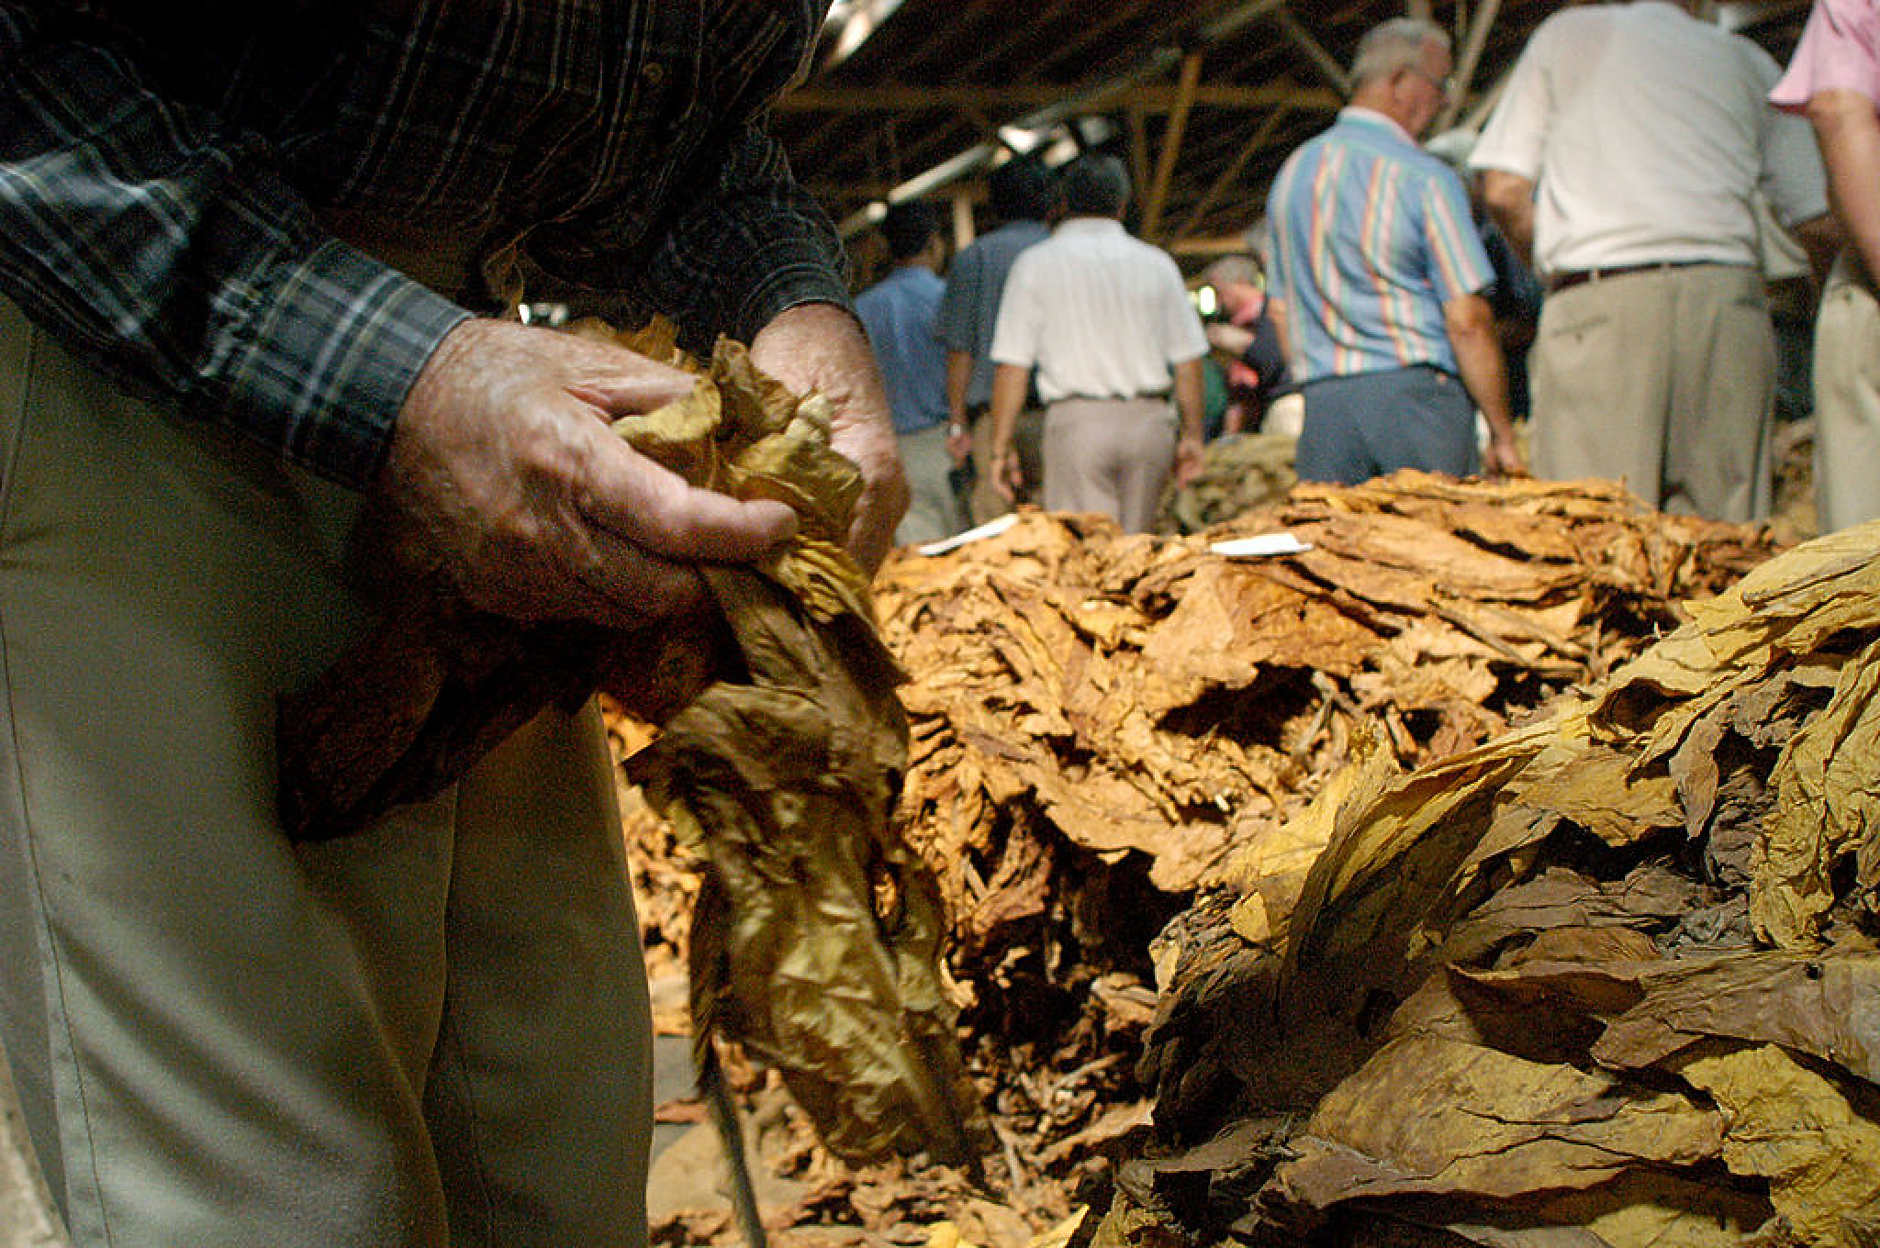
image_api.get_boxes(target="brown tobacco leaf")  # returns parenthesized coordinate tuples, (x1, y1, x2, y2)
(1269, 1033, 1725, 1208)
(628, 564, 982, 1165)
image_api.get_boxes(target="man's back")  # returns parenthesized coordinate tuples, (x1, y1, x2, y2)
(1268, 110, 1489, 385)
(992, 218, 1203, 403)
(1471, 2, 1819, 273)
(855, 265, 948, 434)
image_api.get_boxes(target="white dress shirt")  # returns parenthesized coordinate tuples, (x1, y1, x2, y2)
(990, 217, 1208, 402)
(1470, 1, 1827, 277)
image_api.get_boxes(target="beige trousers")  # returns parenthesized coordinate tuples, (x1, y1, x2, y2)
(0, 296, 651, 1247)
(1529, 262, 1775, 522)
(1811, 252, 1880, 534)
(1041, 396, 1177, 534)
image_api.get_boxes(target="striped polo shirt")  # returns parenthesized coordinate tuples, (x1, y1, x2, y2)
(1268, 107, 1494, 385)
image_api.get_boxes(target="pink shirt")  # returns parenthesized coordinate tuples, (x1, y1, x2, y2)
(1772, 0, 1880, 112)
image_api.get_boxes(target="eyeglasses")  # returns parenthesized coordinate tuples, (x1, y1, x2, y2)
(1406, 66, 1456, 98)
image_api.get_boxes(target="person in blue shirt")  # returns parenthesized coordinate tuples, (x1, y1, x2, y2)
(855, 201, 966, 545)
(939, 155, 1060, 522)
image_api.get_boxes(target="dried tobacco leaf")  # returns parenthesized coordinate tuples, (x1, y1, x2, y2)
(1131, 519, 1880, 1245)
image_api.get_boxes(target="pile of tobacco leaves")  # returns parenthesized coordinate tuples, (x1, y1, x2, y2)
(622, 474, 1828, 1247)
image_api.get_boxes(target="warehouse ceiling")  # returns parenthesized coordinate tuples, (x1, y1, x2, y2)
(773, 0, 1813, 269)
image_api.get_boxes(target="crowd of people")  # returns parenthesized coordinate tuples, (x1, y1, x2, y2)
(854, 0, 1875, 544)
(0, 2, 1874, 1245)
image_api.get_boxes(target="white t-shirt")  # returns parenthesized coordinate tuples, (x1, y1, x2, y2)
(1470, 1, 1827, 276)
(990, 217, 1207, 403)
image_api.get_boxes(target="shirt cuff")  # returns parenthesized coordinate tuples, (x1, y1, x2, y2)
(723, 239, 856, 342)
(221, 240, 471, 487)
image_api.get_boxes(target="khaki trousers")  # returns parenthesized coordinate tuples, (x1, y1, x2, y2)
(1811, 251, 1880, 535)
(892, 422, 964, 547)
(1041, 396, 1177, 534)
(1529, 262, 1774, 522)
(0, 296, 651, 1247)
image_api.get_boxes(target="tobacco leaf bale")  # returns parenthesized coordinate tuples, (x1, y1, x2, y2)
(619, 472, 1788, 1239)
(1128, 521, 1880, 1245)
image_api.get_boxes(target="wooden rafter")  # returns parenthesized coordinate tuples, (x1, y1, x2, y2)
(1274, 5, 1353, 94)
(1141, 51, 1205, 241)
(1169, 102, 1294, 245)
(777, 82, 1340, 114)
(1436, 0, 1503, 132)
(1124, 106, 1152, 201)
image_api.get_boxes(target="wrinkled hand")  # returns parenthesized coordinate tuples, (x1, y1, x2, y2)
(380, 318, 797, 627)
(749, 302, 908, 573)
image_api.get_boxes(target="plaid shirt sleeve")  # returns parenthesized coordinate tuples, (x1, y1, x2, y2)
(637, 118, 854, 344)
(0, 6, 467, 488)
(626, 0, 852, 342)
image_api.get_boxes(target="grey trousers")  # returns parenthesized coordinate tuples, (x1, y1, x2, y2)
(1529, 262, 1774, 521)
(892, 421, 965, 547)
(1041, 396, 1177, 534)
(1295, 365, 1477, 485)
(0, 296, 652, 1247)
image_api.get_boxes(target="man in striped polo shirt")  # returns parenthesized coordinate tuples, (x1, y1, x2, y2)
(1267, 18, 1524, 486)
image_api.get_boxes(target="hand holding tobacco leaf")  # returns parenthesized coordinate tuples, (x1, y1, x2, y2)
(276, 320, 984, 1167)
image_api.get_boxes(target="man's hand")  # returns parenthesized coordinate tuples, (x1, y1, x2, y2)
(381, 318, 797, 627)
(1483, 430, 1528, 480)
(749, 302, 908, 573)
(1174, 433, 1206, 486)
(945, 423, 973, 467)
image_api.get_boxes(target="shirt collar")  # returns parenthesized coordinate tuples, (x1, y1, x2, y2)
(1053, 216, 1127, 238)
(1339, 105, 1418, 147)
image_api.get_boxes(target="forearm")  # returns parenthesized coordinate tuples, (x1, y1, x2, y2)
(1447, 304, 1516, 442)
(987, 363, 1029, 452)
(0, 13, 464, 486)
(1809, 90, 1880, 289)
(1480, 171, 1538, 273)
(1172, 358, 1206, 442)
(945, 350, 975, 425)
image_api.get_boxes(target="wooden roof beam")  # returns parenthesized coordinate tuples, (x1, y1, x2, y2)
(1436, 0, 1505, 133)
(778, 82, 1340, 113)
(1142, 50, 1205, 242)
(1274, 5, 1352, 96)
(832, 0, 1301, 236)
(1168, 102, 1293, 245)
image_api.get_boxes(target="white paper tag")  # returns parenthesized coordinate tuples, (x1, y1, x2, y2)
(1208, 532, 1313, 558)
(916, 512, 1020, 556)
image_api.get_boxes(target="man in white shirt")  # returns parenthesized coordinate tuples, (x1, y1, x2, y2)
(1472, 0, 1837, 522)
(985, 154, 1208, 533)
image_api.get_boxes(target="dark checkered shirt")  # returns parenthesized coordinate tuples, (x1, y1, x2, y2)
(0, 2, 847, 486)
